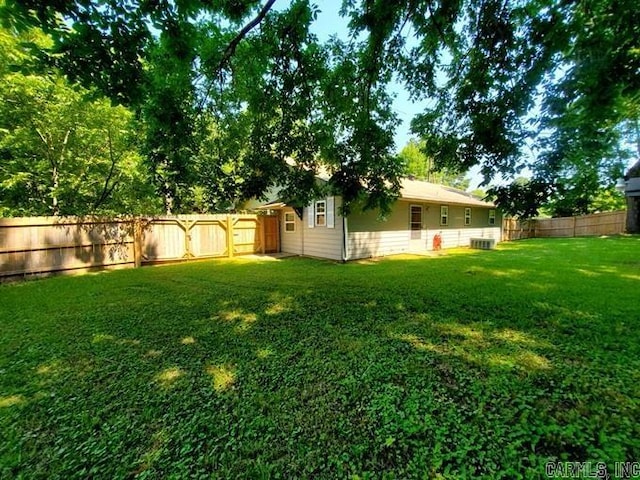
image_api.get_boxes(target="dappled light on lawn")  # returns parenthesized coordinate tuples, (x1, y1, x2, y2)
(154, 367, 184, 389)
(206, 365, 236, 392)
(0, 236, 639, 478)
(492, 328, 542, 347)
(620, 273, 640, 281)
(256, 347, 274, 359)
(390, 323, 553, 373)
(391, 333, 447, 355)
(217, 309, 258, 333)
(36, 360, 65, 376)
(135, 429, 169, 476)
(0, 394, 25, 408)
(485, 351, 552, 371)
(92, 333, 140, 346)
(264, 293, 295, 316)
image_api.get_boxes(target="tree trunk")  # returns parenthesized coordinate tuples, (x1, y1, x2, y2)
(51, 162, 59, 216)
(163, 181, 174, 215)
(36, 127, 68, 216)
(51, 129, 71, 216)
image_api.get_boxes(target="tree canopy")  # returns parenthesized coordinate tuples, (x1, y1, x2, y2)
(0, 22, 159, 216)
(399, 139, 470, 190)
(1, 0, 638, 217)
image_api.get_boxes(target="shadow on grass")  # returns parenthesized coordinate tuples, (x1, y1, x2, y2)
(1, 237, 639, 478)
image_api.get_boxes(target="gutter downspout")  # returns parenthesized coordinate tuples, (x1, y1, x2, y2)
(342, 215, 349, 262)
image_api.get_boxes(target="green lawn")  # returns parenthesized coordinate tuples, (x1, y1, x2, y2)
(1, 237, 639, 478)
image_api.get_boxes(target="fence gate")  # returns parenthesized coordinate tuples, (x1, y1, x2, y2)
(141, 214, 279, 264)
(0, 214, 281, 280)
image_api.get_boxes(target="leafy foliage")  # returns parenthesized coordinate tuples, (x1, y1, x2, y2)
(510, 0, 638, 216)
(0, 25, 158, 216)
(1, 0, 638, 216)
(186, 116, 251, 213)
(142, 24, 198, 214)
(489, 177, 551, 218)
(2, 0, 404, 214)
(399, 139, 470, 189)
(1, 238, 639, 477)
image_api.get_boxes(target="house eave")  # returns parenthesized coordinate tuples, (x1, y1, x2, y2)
(399, 196, 495, 208)
(255, 202, 288, 210)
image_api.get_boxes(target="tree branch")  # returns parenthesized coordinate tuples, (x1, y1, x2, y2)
(35, 127, 54, 168)
(197, 0, 277, 112)
(427, 1, 447, 46)
(216, 0, 277, 71)
(94, 128, 118, 211)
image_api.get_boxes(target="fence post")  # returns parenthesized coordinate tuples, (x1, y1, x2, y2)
(573, 216, 577, 237)
(184, 219, 193, 259)
(133, 218, 143, 268)
(227, 215, 234, 258)
(260, 216, 266, 254)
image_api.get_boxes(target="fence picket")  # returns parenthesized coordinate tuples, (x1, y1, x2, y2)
(502, 210, 626, 241)
(0, 214, 278, 280)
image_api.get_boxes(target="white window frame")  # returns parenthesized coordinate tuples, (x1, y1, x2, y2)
(315, 200, 326, 227)
(488, 209, 496, 226)
(464, 207, 472, 226)
(440, 205, 449, 226)
(284, 211, 296, 233)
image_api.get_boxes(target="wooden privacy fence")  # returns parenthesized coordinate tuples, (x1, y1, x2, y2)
(0, 214, 279, 279)
(502, 210, 626, 241)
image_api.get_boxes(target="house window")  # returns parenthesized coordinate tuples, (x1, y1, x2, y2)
(315, 200, 326, 226)
(488, 209, 496, 225)
(284, 212, 295, 232)
(440, 205, 449, 226)
(410, 205, 422, 239)
(464, 208, 472, 226)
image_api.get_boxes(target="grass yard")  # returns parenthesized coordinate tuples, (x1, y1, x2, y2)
(1, 237, 639, 478)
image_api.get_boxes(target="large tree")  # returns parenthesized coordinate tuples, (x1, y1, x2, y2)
(399, 139, 470, 189)
(1, 0, 402, 214)
(529, 0, 638, 217)
(0, 23, 157, 216)
(2, 0, 638, 216)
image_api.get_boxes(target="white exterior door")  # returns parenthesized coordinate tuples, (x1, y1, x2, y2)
(409, 205, 425, 251)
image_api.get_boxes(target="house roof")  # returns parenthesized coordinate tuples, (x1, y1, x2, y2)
(254, 175, 495, 210)
(625, 159, 640, 179)
(254, 201, 287, 210)
(399, 178, 495, 207)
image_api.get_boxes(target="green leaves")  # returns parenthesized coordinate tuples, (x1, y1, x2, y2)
(398, 139, 470, 189)
(0, 25, 158, 216)
(3, 0, 638, 217)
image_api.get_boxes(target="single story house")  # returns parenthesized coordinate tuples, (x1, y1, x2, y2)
(258, 178, 502, 261)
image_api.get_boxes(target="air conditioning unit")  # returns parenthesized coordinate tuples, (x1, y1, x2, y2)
(470, 238, 496, 250)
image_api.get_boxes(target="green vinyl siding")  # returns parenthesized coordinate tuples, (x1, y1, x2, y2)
(348, 201, 501, 232)
(347, 202, 410, 232)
